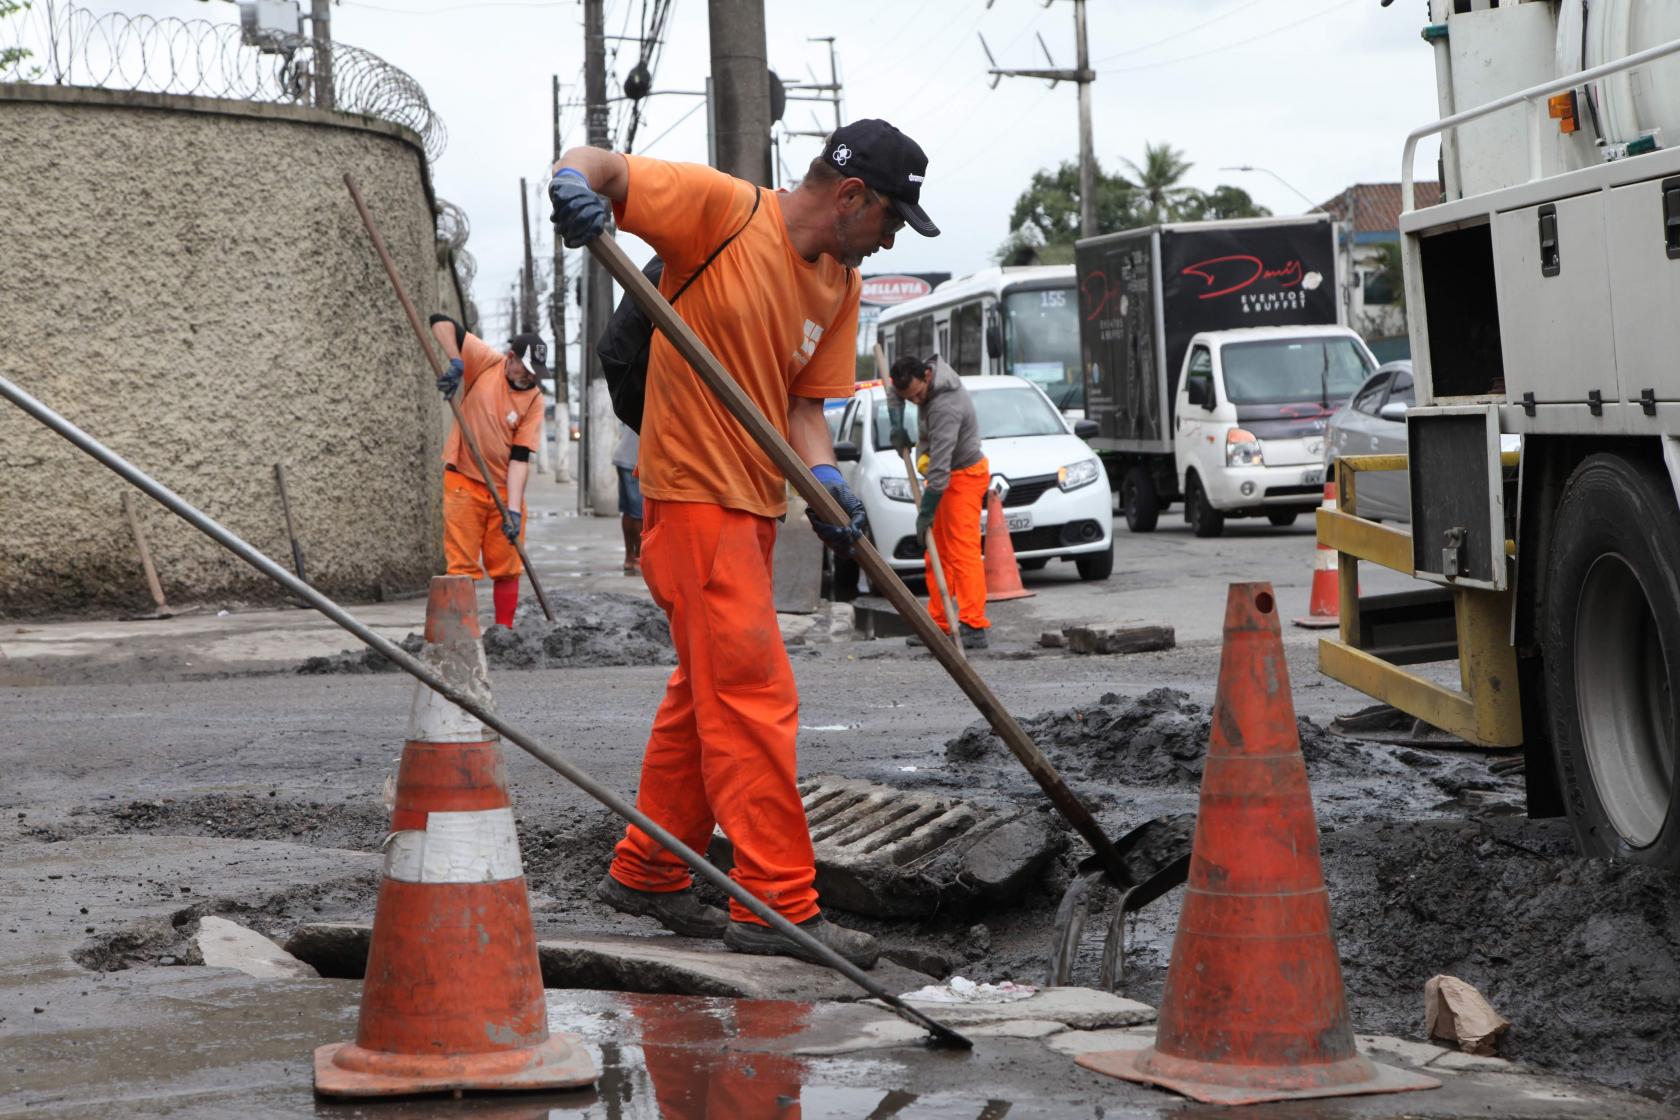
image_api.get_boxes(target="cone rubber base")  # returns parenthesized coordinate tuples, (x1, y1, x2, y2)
(313, 1033, 596, 1098)
(1292, 614, 1339, 629)
(1077, 1044, 1440, 1106)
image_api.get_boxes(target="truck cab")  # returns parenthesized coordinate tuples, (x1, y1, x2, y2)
(1172, 326, 1375, 537)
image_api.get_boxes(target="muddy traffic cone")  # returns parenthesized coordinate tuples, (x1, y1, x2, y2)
(1077, 582, 1439, 1106)
(313, 575, 595, 1098)
(982, 489, 1035, 602)
(1293, 478, 1340, 629)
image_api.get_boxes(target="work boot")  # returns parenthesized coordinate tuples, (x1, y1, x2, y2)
(960, 623, 989, 650)
(905, 630, 950, 648)
(723, 913, 880, 969)
(596, 874, 727, 939)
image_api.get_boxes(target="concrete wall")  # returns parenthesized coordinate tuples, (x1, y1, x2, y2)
(0, 86, 452, 617)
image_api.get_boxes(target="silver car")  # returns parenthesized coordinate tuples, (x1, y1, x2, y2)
(1325, 361, 1415, 523)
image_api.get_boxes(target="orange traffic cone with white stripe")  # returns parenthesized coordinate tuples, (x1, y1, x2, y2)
(1294, 478, 1340, 629)
(983, 488, 1035, 602)
(313, 575, 596, 1098)
(1077, 583, 1439, 1105)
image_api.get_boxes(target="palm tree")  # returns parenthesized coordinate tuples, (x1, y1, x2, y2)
(1122, 142, 1196, 223)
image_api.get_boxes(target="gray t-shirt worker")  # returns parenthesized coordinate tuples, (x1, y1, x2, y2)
(888, 355, 991, 647)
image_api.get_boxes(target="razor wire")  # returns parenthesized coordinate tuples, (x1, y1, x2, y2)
(1, 3, 445, 162)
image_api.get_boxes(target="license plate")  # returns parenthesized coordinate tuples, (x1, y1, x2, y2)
(983, 511, 1034, 534)
(1303, 466, 1325, 487)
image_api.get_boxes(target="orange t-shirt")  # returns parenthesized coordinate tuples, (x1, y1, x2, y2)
(614, 155, 861, 518)
(441, 333, 544, 491)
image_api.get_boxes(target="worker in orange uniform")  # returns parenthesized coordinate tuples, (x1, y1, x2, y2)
(888, 354, 990, 649)
(427, 315, 547, 630)
(549, 119, 939, 968)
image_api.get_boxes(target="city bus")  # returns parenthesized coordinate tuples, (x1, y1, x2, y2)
(875, 265, 1083, 415)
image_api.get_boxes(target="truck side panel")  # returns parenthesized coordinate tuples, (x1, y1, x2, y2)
(1076, 231, 1166, 452)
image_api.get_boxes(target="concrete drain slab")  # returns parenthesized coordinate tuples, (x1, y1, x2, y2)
(710, 775, 1063, 917)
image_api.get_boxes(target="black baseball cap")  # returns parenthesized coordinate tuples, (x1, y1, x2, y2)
(509, 333, 548, 379)
(820, 119, 939, 238)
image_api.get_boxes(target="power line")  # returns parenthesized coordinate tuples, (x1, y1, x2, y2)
(341, 0, 572, 12)
(1098, 0, 1358, 75)
(639, 97, 705, 154)
(1090, 0, 1276, 66)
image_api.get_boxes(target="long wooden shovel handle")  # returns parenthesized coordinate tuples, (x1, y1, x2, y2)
(344, 175, 554, 622)
(585, 232, 1128, 883)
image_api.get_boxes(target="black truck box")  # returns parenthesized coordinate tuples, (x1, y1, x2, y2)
(1075, 217, 1340, 454)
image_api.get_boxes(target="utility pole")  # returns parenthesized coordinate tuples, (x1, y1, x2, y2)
(550, 75, 572, 482)
(310, 0, 334, 110)
(707, 0, 772, 184)
(779, 38, 845, 142)
(583, 0, 618, 516)
(519, 178, 537, 334)
(982, 0, 1097, 237)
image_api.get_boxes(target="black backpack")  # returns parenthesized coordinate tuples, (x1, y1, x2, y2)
(596, 187, 761, 432)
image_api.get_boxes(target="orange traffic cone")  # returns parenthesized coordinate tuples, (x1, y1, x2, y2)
(1294, 478, 1340, 629)
(1077, 582, 1439, 1106)
(983, 488, 1035, 602)
(313, 575, 596, 1098)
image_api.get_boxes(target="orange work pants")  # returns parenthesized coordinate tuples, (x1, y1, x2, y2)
(609, 498, 817, 925)
(926, 457, 990, 633)
(442, 469, 524, 580)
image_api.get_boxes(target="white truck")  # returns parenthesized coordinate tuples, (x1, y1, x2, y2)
(1320, 0, 1680, 869)
(1075, 217, 1376, 537)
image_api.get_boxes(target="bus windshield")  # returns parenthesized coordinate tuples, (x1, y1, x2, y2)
(1003, 287, 1082, 411)
(1219, 337, 1373, 407)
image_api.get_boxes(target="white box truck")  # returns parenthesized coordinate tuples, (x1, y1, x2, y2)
(1075, 217, 1376, 537)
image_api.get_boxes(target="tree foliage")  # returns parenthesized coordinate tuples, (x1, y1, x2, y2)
(1, 0, 35, 76)
(997, 142, 1271, 265)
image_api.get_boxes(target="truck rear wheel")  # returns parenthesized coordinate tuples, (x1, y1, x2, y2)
(1122, 467, 1160, 533)
(1185, 474, 1225, 539)
(1543, 453, 1680, 868)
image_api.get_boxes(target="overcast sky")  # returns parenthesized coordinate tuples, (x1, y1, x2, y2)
(82, 0, 1442, 352)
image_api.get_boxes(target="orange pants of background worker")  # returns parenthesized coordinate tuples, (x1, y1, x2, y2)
(925, 457, 991, 634)
(442, 469, 526, 627)
(609, 497, 818, 925)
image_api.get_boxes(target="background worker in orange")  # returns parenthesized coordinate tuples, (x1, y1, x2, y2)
(888, 355, 991, 650)
(550, 119, 939, 968)
(427, 316, 547, 629)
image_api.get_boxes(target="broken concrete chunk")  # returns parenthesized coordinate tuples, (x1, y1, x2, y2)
(1061, 625, 1175, 656)
(875, 986, 1155, 1031)
(284, 922, 371, 979)
(1038, 631, 1066, 649)
(1425, 974, 1510, 1056)
(195, 916, 318, 980)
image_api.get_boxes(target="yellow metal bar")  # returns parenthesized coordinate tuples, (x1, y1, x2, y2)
(1339, 453, 1409, 475)
(1455, 587, 1524, 745)
(1318, 639, 1520, 748)
(1317, 508, 1414, 575)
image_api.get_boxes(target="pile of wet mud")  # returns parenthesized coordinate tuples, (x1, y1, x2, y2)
(40, 794, 393, 850)
(1327, 816, 1680, 1103)
(297, 592, 674, 674)
(941, 687, 1508, 804)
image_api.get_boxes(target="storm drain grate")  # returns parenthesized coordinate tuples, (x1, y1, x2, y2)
(709, 775, 1062, 917)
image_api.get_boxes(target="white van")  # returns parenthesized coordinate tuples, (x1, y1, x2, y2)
(1172, 325, 1375, 536)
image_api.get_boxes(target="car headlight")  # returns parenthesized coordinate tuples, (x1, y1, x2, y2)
(879, 475, 913, 502)
(1057, 459, 1100, 491)
(1226, 428, 1263, 467)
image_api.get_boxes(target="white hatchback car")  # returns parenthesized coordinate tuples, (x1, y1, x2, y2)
(830, 375, 1113, 587)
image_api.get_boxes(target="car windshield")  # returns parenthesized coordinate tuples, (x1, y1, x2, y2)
(871, 385, 1065, 450)
(1220, 337, 1373, 406)
(1003, 288, 1083, 411)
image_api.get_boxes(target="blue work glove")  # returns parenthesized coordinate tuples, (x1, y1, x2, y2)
(437, 357, 463, 399)
(502, 509, 523, 542)
(915, 487, 942, 548)
(548, 168, 608, 248)
(806, 464, 866, 558)
(890, 425, 913, 454)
